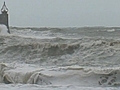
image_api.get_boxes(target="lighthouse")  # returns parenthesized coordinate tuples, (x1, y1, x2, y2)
(0, 2, 10, 33)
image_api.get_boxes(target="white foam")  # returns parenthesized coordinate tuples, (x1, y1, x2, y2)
(107, 29, 115, 32)
(0, 63, 119, 87)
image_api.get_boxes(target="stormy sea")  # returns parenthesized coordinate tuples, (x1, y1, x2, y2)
(0, 25, 120, 90)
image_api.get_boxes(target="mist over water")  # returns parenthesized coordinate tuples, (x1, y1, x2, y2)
(0, 26, 120, 90)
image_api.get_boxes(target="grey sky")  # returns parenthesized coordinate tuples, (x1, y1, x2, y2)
(0, 0, 120, 27)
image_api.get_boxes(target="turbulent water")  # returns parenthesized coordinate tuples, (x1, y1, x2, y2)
(0, 26, 120, 90)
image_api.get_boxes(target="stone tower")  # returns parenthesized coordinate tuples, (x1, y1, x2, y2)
(0, 2, 10, 33)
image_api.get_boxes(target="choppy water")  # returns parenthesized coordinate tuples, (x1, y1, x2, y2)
(0, 27, 120, 90)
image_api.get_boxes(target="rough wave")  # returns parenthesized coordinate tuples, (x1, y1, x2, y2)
(0, 63, 120, 87)
(0, 34, 120, 66)
(0, 27, 120, 89)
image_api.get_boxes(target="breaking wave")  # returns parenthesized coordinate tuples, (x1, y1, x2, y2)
(0, 63, 120, 87)
(0, 34, 120, 66)
(0, 27, 120, 88)
(0, 24, 9, 35)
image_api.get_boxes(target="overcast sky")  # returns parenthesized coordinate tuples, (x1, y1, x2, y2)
(0, 0, 120, 27)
